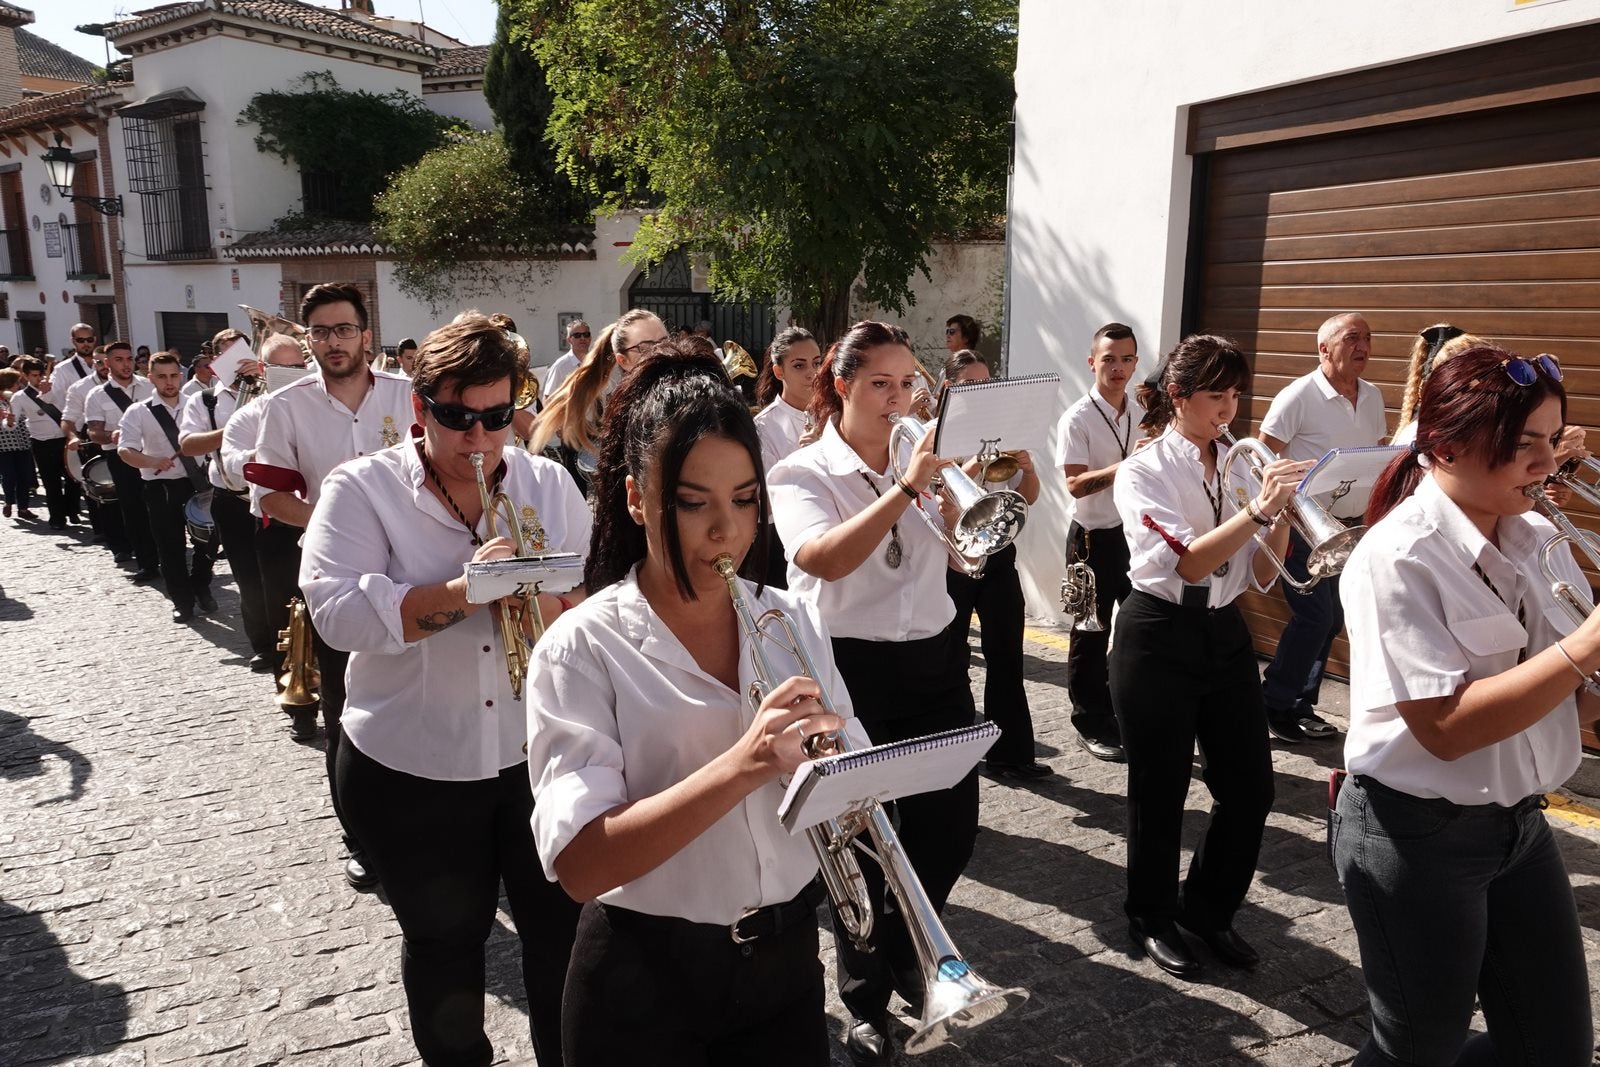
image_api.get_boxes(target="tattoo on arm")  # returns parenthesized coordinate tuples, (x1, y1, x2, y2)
(416, 609, 467, 633)
(1077, 471, 1115, 496)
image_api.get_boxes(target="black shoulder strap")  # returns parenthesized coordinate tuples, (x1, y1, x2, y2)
(202, 386, 219, 429)
(145, 398, 210, 491)
(24, 386, 62, 425)
(103, 384, 133, 412)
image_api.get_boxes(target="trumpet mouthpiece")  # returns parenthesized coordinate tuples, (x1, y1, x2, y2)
(711, 554, 737, 577)
(469, 452, 487, 471)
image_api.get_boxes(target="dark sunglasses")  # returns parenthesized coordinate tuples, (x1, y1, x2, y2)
(944, 327, 959, 337)
(72, 335, 95, 343)
(421, 393, 516, 432)
(568, 331, 591, 339)
(1499, 354, 1563, 386)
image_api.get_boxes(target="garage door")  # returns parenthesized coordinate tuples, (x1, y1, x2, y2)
(1189, 87, 1600, 679)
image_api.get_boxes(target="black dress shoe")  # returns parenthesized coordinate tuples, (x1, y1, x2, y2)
(1267, 714, 1307, 743)
(196, 589, 218, 614)
(344, 855, 380, 891)
(288, 709, 318, 741)
(986, 760, 1054, 780)
(1077, 733, 1127, 762)
(1176, 920, 1259, 968)
(248, 653, 276, 674)
(845, 1019, 890, 1065)
(172, 608, 194, 623)
(1129, 919, 1201, 978)
(131, 569, 160, 584)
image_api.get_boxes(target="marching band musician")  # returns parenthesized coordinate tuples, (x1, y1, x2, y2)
(767, 320, 972, 1065)
(528, 347, 850, 1066)
(1057, 322, 1142, 762)
(1110, 334, 1310, 979)
(302, 313, 590, 1067)
(252, 282, 414, 890)
(1336, 345, 1596, 1065)
(752, 326, 822, 470)
(61, 345, 112, 546)
(12, 357, 70, 529)
(84, 341, 160, 581)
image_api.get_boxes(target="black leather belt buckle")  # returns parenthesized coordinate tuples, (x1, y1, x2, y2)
(729, 879, 824, 944)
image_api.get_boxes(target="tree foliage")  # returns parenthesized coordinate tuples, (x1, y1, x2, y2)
(509, 0, 1017, 342)
(373, 131, 562, 312)
(239, 72, 463, 222)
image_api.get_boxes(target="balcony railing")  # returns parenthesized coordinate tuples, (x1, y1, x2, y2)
(63, 220, 109, 279)
(0, 225, 32, 279)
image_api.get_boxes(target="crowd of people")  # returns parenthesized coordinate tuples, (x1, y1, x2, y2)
(3, 295, 1595, 1067)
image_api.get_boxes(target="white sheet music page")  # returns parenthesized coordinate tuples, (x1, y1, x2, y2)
(932, 374, 1061, 458)
(1298, 445, 1406, 521)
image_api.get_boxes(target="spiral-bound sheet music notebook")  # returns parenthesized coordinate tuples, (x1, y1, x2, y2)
(932, 373, 1061, 459)
(778, 722, 1000, 833)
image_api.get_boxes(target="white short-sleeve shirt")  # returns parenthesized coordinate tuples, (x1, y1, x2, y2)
(1113, 428, 1270, 609)
(541, 351, 581, 398)
(83, 377, 153, 434)
(1340, 474, 1584, 806)
(10, 387, 65, 441)
(1258, 369, 1388, 468)
(754, 397, 809, 471)
(527, 568, 856, 925)
(253, 370, 415, 509)
(179, 386, 242, 491)
(118, 396, 193, 481)
(1057, 387, 1146, 531)
(768, 420, 955, 641)
(62, 372, 106, 429)
(301, 441, 591, 781)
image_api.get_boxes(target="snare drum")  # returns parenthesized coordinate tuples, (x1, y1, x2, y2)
(184, 489, 215, 543)
(79, 455, 117, 504)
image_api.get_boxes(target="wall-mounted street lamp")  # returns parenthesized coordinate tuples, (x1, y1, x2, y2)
(41, 132, 123, 217)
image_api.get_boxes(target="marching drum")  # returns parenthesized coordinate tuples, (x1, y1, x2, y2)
(78, 454, 117, 504)
(184, 489, 215, 543)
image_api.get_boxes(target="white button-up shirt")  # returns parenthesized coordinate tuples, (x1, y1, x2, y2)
(9, 387, 65, 441)
(221, 399, 267, 513)
(62, 372, 106, 429)
(528, 569, 853, 925)
(84, 377, 153, 435)
(180, 377, 210, 400)
(254, 370, 415, 509)
(754, 397, 810, 471)
(768, 420, 955, 641)
(54, 354, 93, 389)
(1114, 427, 1270, 609)
(179, 386, 242, 491)
(1340, 474, 1584, 806)
(118, 396, 194, 481)
(1057, 387, 1146, 531)
(1259, 369, 1387, 465)
(541, 351, 580, 398)
(301, 441, 591, 781)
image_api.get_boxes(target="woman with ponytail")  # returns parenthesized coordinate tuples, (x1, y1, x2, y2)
(1336, 345, 1597, 1065)
(527, 345, 856, 1066)
(1110, 334, 1311, 979)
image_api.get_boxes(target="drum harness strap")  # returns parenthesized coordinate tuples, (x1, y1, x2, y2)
(145, 398, 211, 492)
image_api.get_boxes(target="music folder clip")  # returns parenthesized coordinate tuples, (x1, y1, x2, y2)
(463, 552, 584, 604)
(777, 722, 1000, 834)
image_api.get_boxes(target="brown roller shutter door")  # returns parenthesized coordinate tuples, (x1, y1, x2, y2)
(1188, 91, 1600, 681)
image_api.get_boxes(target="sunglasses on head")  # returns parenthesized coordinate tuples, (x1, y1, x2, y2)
(420, 393, 516, 432)
(1499, 354, 1563, 386)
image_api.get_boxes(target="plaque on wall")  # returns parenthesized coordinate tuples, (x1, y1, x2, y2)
(42, 222, 62, 258)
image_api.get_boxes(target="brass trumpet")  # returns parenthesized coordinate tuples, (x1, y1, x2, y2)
(277, 597, 320, 714)
(978, 449, 1022, 484)
(471, 451, 546, 698)
(722, 340, 759, 381)
(711, 554, 1028, 1052)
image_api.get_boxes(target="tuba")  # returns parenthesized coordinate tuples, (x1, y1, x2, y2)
(471, 451, 547, 698)
(1217, 427, 1363, 592)
(711, 553, 1028, 1052)
(887, 412, 1027, 578)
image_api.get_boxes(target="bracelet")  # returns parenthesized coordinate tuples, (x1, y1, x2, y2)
(1244, 500, 1274, 527)
(1554, 640, 1592, 686)
(895, 478, 919, 500)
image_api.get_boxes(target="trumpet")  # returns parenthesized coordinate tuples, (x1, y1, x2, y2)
(1217, 427, 1363, 592)
(722, 340, 759, 381)
(1547, 455, 1600, 512)
(470, 451, 547, 698)
(978, 449, 1022, 484)
(887, 412, 1027, 578)
(277, 597, 320, 714)
(1524, 487, 1600, 695)
(711, 554, 1028, 1052)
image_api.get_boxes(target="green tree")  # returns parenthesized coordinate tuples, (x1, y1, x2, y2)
(510, 0, 1016, 343)
(239, 72, 463, 223)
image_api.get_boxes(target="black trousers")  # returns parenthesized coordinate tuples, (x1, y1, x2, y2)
(564, 899, 827, 1067)
(829, 633, 979, 1024)
(1066, 522, 1131, 744)
(212, 490, 273, 656)
(106, 452, 157, 571)
(142, 479, 216, 614)
(1108, 591, 1274, 929)
(29, 438, 67, 525)
(337, 740, 581, 1067)
(946, 543, 1035, 764)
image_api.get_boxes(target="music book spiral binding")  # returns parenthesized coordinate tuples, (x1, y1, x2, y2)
(778, 721, 1001, 834)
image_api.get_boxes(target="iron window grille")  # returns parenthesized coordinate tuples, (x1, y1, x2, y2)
(123, 108, 212, 261)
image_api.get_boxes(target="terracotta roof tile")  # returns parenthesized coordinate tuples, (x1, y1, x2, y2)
(427, 44, 488, 78)
(16, 29, 101, 85)
(0, 84, 96, 130)
(0, 2, 33, 28)
(227, 217, 598, 260)
(111, 0, 437, 58)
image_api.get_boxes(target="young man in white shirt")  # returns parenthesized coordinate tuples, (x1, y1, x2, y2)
(85, 341, 159, 580)
(1255, 312, 1387, 743)
(1057, 322, 1143, 761)
(118, 352, 217, 622)
(12, 357, 69, 529)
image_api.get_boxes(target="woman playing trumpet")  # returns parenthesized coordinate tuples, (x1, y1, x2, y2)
(1335, 346, 1596, 1065)
(527, 347, 855, 1065)
(300, 314, 592, 1067)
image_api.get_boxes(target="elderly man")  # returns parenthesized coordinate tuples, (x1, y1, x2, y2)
(1256, 312, 1387, 743)
(540, 318, 592, 398)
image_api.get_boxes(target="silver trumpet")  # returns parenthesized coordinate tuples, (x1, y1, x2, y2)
(1060, 561, 1105, 632)
(1217, 427, 1363, 592)
(1523, 486, 1600, 695)
(1547, 455, 1600, 512)
(711, 554, 1029, 1054)
(886, 412, 1027, 578)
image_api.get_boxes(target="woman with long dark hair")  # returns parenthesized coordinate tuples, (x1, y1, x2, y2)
(767, 320, 971, 1064)
(1109, 334, 1310, 979)
(527, 347, 856, 1066)
(1335, 345, 1596, 1064)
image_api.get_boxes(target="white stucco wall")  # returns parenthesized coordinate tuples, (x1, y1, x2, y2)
(851, 239, 1005, 373)
(120, 260, 283, 352)
(422, 86, 494, 131)
(1009, 0, 1600, 621)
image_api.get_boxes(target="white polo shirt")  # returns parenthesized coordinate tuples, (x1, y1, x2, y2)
(1259, 369, 1387, 464)
(768, 419, 955, 642)
(754, 396, 810, 470)
(301, 441, 591, 781)
(528, 567, 856, 925)
(542, 351, 581, 398)
(62, 372, 107, 429)
(1057, 386, 1146, 530)
(253, 369, 415, 510)
(10, 387, 65, 441)
(1113, 427, 1272, 609)
(1340, 474, 1584, 806)
(83, 377, 153, 436)
(118, 395, 194, 481)
(179, 386, 243, 492)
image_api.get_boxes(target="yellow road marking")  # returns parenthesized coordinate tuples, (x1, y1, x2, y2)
(1545, 792, 1600, 830)
(1022, 626, 1073, 654)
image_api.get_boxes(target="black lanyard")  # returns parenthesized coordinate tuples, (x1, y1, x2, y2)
(1090, 397, 1132, 459)
(1472, 562, 1528, 665)
(1198, 446, 1229, 577)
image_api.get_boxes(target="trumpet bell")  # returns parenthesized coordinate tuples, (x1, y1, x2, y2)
(722, 340, 758, 381)
(906, 961, 1030, 1056)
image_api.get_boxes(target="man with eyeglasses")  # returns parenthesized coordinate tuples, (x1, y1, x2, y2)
(540, 318, 591, 398)
(58, 324, 98, 387)
(62, 345, 111, 536)
(944, 313, 980, 354)
(252, 282, 412, 893)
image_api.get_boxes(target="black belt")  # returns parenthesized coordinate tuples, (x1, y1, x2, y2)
(730, 878, 826, 944)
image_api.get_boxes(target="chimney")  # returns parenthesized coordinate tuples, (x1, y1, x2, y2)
(0, 4, 35, 109)
(341, 0, 378, 17)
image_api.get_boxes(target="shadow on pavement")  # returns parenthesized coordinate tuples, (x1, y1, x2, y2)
(0, 710, 92, 806)
(0, 897, 129, 1064)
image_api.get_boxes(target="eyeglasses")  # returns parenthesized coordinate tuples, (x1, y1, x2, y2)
(307, 324, 362, 343)
(420, 393, 517, 432)
(1498, 354, 1563, 386)
(620, 335, 669, 357)
(72, 335, 94, 343)
(568, 331, 591, 340)
(944, 327, 959, 337)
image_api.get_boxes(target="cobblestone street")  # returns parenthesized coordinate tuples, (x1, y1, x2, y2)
(3, 518, 1600, 1066)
